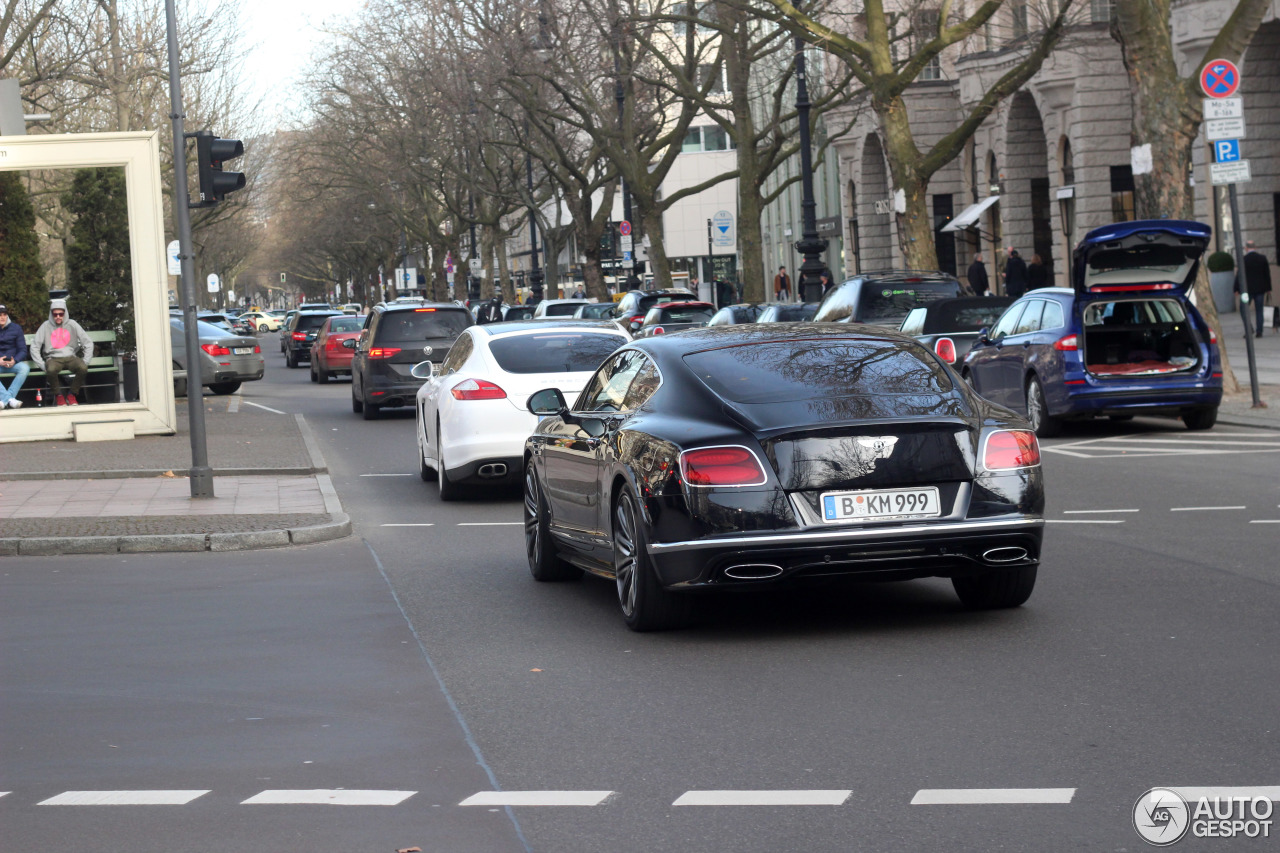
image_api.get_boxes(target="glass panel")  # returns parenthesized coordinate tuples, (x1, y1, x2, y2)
(487, 332, 626, 374)
(991, 303, 1026, 338)
(682, 127, 703, 153)
(374, 309, 471, 342)
(703, 126, 729, 151)
(1013, 300, 1045, 335)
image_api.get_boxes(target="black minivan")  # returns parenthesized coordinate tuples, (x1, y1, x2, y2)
(349, 302, 473, 419)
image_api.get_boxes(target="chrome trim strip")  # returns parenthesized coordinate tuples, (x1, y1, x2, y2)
(646, 517, 1043, 554)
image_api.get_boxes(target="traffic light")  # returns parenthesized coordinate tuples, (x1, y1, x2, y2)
(192, 130, 245, 207)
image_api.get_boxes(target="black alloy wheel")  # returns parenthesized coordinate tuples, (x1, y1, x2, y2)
(436, 418, 460, 500)
(612, 488, 693, 631)
(523, 465, 578, 581)
(1025, 376, 1062, 438)
(208, 381, 241, 395)
(952, 565, 1038, 609)
(1183, 406, 1218, 431)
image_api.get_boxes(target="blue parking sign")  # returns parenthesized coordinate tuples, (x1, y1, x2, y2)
(1214, 139, 1241, 163)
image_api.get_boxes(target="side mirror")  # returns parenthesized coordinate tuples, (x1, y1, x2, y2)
(976, 326, 990, 345)
(342, 338, 357, 349)
(527, 387, 568, 417)
(410, 361, 434, 380)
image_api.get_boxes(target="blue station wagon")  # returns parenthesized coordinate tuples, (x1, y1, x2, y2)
(961, 220, 1223, 435)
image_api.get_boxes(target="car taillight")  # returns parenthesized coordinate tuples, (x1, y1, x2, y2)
(983, 430, 1041, 470)
(1053, 334, 1078, 351)
(253, 345, 261, 354)
(680, 446, 767, 487)
(367, 347, 401, 359)
(292, 332, 307, 340)
(630, 314, 645, 324)
(326, 338, 343, 350)
(450, 378, 507, 400)
(201, 344, 230, 356)
(934, 337, 956, 363)
(1209, 328, 1218, 344)
(652, 326, 665, 335)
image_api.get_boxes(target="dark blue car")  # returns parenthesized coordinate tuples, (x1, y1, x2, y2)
(962, 220, 1223, 436)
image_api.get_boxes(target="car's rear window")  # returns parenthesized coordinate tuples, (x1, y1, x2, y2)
(328, 316, 364, 333)
(923, 300, 1012, 333)
(505, 307, 536, 320)
(296, 313, 338, 331)
(684, 339, 953, 404)
(641, 293, 697, 312)
(543, 303, 581, 316)
(661, 306, 713, 324)
(579, 303, 615, 319)
(376, 309, 470, 341)
(817, 280, 960, 323)
(488, 332, 625, 374)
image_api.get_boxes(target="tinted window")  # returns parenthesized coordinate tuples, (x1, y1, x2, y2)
(488, 332, 625, 374)
(578, 303, 615, 319)
(578, 350, 644, 412)
(640, 293, 697, 312)
(623, 357, 661, 408)
(1083, 298, 1187, 327)
(990, 304, 1025, 338)
(327, 316, 364, 333)
(171, 318, 241, 339)
(660, 306, 713, 324)
(296, 313, 338, 331)
(439, 333, 474, 374)
(856, 281, 960, 322)
(922, 301, 1012, 333)
(375, 309, 470, 342)
(1013, 301, 1045, 335)
(684, 340, 953, 404)
(505, 306, 536, 321)
(542, 303, 581, 316)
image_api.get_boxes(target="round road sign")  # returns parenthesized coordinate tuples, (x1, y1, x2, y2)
(618, 220, 632, 236)
(1200, 59, 1240, 98)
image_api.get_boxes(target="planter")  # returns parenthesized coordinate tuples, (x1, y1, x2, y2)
(1209, 271, 1237, 314)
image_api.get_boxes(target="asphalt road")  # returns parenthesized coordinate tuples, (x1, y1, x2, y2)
(4, 344, 1279, 852)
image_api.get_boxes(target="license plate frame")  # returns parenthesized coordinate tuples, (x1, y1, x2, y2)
(233, 347, 253, 355)
(820, 486, 942, 523)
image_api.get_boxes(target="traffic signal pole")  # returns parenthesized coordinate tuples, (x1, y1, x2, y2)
(165, 0, 214, 498)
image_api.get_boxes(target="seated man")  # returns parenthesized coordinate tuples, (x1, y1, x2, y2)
(30, 298, 94, 406)
(0, 304, 29, 409)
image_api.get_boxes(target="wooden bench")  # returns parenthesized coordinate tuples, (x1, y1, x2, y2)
(13, 330, 124, 404)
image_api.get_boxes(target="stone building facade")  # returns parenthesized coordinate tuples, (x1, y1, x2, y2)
(829, 3, 1280, 290)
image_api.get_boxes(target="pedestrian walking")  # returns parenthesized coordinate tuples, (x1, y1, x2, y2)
(967, 253, 990, 297)
(1027, 253, 1048, 290)
(30, 298, 93, 406)
(1004, 248, 1028, 299)
(773, 266, 792, 302)
(1242, 241, 1272, 337)
(0, 304, 30, 409)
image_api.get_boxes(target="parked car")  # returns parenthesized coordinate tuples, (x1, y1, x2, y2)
(961, 220, 1223, 435)
(415, 320, 630, 498)
(278, 310, 298, 352)
(633, 301, 716, 338)
(613, 289, 699, 333)
(238, 310, 281, 332)
(531, 298, 592, 319)
(283, 310, 342, 368)
(350, 301, 473, 419)
(298, 302, 332, 311)
(342, 303, 363, 315)
(756, 302, 821, 323)
(899, 296, 1015, 366)
(502, 305, 537, 321)
(170, 317, 264, 396)
(707, 303, 764, 326)
(812, 271, 964, 327)
(572, 302, 618, 320)
(309, 314, 365, 383)
(521, 324, 1045, 631)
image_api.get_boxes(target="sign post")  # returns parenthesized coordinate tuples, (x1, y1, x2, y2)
(1202, 58, 1262, 407)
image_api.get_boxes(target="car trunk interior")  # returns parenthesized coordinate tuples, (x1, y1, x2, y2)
(1081, 298, 1202, 377)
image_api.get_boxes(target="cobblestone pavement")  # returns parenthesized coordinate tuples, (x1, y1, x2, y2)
(0, 476, 327, 518)
(0, 513, 330, 538)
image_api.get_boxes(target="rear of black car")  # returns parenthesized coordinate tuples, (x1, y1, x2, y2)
(285, 311, 340, 367)
(353, 304, 472, 412)
(813, 273, 963, 327)
(900, 296, 1014, 366)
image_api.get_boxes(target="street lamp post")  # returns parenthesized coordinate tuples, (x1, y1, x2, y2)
(792, 35, 829, 304)
(526, 151, 544, 302)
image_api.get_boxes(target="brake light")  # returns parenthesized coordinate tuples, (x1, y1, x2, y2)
(652, 326, 665, 335)
(201, 344, 230, 356)
(292, 331, 307, 340)
(1209, 328, 1218, 344)
(680, 446, 767, 487)
(629, 314, 645, 324)
(253, 345, 261, 354)
(450, 378, 507, 400)
(1054, 334, 1078, 351)
(414, 308, 437, 312)
(934, 337, 956, 363)
(1087, 283, 1175, 292)
(367, 347, 401, 359)
(983, 430, 1041, 470)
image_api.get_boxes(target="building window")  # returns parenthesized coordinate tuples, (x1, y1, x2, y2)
(697, 64, 725, 95)
(1011, 1, 1028, 38)
(703, 125, 729, 151)
(914, 9, 942, 79)
(682, 127, 703, 153)
(1090, 0, 1115, 23)
(1062, 138, 1075, 185)
(1110, 165, 1136, 222)
(921, 56, 942, 80)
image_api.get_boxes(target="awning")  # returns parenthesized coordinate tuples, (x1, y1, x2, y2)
(940, 195, 1000, 232)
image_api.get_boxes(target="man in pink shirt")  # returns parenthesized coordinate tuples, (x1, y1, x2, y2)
(30, 298, 94, 406)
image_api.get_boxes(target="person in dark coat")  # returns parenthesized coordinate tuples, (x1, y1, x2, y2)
(1027, 253, 1049, 290)
(1242, 241, 1273, 337)
(476, 291, 504, 324)
(1004, 248, 1028, 299)
(967, 253, 990, 297)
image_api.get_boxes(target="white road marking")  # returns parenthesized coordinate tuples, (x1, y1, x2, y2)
(457, 522, 522, 526)
(673, 790, 852, 806)
(911, 788, 1075, 805)
(360, 473, 414, 477)
(1063, 509, 1140, 514)
(459, 791, 613, 807)
(380, 523, 435, 527)
(1046, 520, 1125, 524)
(39, 790, 210, 806)
(242, 790, 416, 806)
(242, 400, 287, 415)
(1250, 520, 1280, 524)
(0, 792, 8, 798)
(227, 394, 240, 413)
(1171, 506, 1246, 512)
(1174, 786, 1280, 801)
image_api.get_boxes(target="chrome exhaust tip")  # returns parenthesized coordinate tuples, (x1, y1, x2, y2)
(723, 563, 784, 580)
(982, 546, 1029, 564)
(477, 462, 508, 478)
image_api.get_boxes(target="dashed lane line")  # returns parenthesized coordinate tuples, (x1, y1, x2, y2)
(673, 790, 852, 806)
(911, 788, 1075, 805)
(242, 790, 416, 806)
(39, 791, 210, 806)
(241, 400, 287, 415)
(459, 791, 613, 807)
(360, 473, 414, 477)
(1171, 506, 1246, 512)
(1250, 520, 1280, 524)
(1045, 520, 1126, 524)
(380, 523, 435, 527)
(457, 522, 522, 526)
(1062, 509, 1140, 514)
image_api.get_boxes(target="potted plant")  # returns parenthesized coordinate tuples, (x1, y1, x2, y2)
(1206, 251, 1236, 313)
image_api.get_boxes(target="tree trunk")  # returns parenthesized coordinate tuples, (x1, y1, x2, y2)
(878, 96, 938, 270)
(637, 202, 671, 289)
(737, 180, 766, 302)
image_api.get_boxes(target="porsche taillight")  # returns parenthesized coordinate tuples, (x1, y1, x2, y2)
(451, 378, 507, 400)
(982, 429, 1041, 470)
(680, 446, 767, 487)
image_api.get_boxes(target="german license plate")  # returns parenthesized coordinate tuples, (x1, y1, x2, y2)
(233, 347, 253, 355)
(821, 487, 941, 523)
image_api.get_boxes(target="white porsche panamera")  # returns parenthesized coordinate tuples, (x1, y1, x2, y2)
(414, 320, 630, 499)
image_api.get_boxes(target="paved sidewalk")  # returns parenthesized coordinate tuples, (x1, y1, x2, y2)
(1217, 307, 1280, 430)
(0, 396, 350, 556)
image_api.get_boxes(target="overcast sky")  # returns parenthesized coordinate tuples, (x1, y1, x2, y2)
(238, 0, 357, 125)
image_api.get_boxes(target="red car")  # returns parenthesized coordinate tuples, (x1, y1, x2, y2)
(310, 315, 366, 383)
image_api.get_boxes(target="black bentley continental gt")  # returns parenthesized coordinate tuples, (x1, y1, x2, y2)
(522, 324, 1046, 631)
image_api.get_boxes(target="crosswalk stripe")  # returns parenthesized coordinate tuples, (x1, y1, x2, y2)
(673, 790, 852, 806)
(911, 788, 1075, 804)
(459, 791, 613, 806)
(242, 789, 416, 806)
(39, 790, 210, 806)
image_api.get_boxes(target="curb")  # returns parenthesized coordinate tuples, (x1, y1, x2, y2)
(0, 466, 320, 481)
(1216, 415, 1280, 431)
